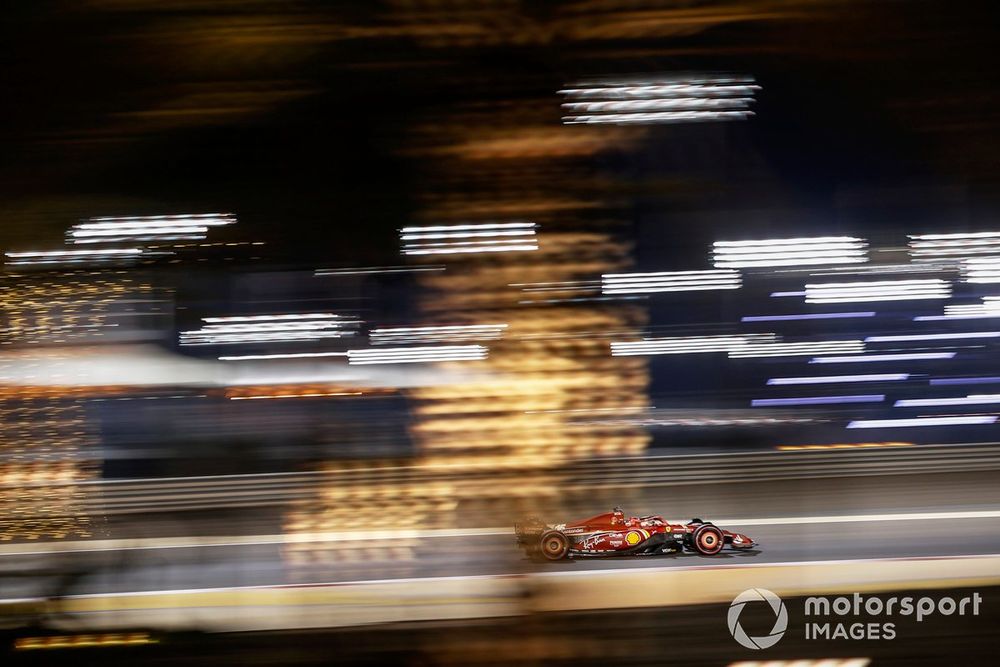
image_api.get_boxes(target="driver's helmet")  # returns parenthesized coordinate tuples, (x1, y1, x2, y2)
(611, 507, 625, 525)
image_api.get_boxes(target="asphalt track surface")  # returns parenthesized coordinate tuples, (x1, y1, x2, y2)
(3, 468, 999, 599)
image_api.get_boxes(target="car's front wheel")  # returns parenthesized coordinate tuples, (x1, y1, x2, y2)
(691, 524, 724, 555)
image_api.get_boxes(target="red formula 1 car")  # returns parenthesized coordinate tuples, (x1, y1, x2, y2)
(515, 507, 757, 560)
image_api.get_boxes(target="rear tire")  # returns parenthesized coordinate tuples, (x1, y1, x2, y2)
(691, 524, 724, 555)
(539, 530, 570, 560)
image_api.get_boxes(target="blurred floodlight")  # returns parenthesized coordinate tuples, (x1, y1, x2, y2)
(68, 213, 236, 244)
(601, 269, 740, 295)
(895, 394, 1000, 407)
(963, 256, 1000, 283)
(742, 311, 875, 322)
(610, 333, 774, 356)
(180, 312, 359, 346)
(767, 373, 909, 385)
(909, 231, 1000, 261)
(713, 237, 868, 269)
(370, 324, 507, 345)
(728, 339, 864, 358)
(4, 247, 144, 267)
(560, 74, 758, 125)
(811, 352, 955, 363)
(400, 222, 537, 255)
(219, 352, 349, 361)
(848, 416, 997, 428)
(865, 331, 1000, 343)
(752, 394, 884, 406)
(930, 376, 1000, 385)
(347, 344, 487, 365)
(805, 279, 950, 303)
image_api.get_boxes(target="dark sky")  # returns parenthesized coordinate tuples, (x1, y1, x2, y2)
(2, 1, 999, 264)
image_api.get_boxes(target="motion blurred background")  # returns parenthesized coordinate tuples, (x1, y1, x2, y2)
(1, 1, 1000, 664)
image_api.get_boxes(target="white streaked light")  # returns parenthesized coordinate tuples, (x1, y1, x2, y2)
(68, 213, 236, 245)
(811, 352, 956, 363)
(370, 324, 507, 345)
(5, 248, 142, 259)
(752, 395, 884, 407)
(347, 345, 487, 365)
(610, 333, 774, 357)
(602, 269, 741, 295)
(205, 313, 343, 323)
(728, 339, 864, 359)
(767, 373, 909, 385)
(713, 237, 867, 269)
(560, 75, 758, 125)
(894, 394, 1000, 407)
(400, 222, 537, 256)
(83, 213, 235, 227)
(71, 226, 209, 238)
(805, 279, 950, 304)
(218, 352, 349, 361)
(181, 313, 359, 346)
(742, 311, 874, 322)
(4, 248, 144, 266)
(865, 331, 1000, 343)
(963, 256, 1000, 283)
(848, 416, 997, 428)
(909, 232, 1000, 261)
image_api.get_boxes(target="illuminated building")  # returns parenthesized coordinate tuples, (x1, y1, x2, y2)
(0, 272, 159, 540)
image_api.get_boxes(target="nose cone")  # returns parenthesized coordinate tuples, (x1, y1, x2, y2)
(730, 532, 757, 548)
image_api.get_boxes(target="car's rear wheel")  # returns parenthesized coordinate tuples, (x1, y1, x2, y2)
(691, 524, 724, 555)
(539, 530, 570, 560)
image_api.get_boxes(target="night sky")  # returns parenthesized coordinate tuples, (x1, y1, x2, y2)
(2, 1, 999, 264)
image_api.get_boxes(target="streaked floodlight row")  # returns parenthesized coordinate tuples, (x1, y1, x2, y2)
(962, 256, 1000, 283)
(908, 232, 1000, 261)
(915, 299, 1000, 321)
(742, 311, 875, 322)
(751, 394, 884, 407)
(219, 352, 349, 361)
(713, 237, 868, 269)
(848, 416, 997, 428)
(805, 279, 950, 304)
(930, 376, 1000, 386)
(865, 331, 1000, 343)
(601, 269, 741, 295)
(400, 222, 537, 256)
(767, 373, 909, 385)
(610, 333, 774, 357)
(895, 394, 1000, 407)
(347, 345, 487, 365)
(4, 248, 143, 266)
(559, 75, 758, 125)
(810, 352, 956, 363)
(69, 213, 236, 244)
(370, 324, 507, 345)
(180, 313, 359, 346)
(728, 339, 863, 359)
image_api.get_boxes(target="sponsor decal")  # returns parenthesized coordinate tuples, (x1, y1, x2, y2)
(625, 531, 642, 546)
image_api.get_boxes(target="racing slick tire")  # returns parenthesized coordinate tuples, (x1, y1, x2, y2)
(539, 530, 570, 560)
(691, 524, 724, 556)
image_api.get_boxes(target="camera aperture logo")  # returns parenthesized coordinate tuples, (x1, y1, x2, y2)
(728, 588, 788, 649)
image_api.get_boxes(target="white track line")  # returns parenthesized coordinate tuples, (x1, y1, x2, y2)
(2, 510, 1000, 556)
(717, 509, 1000, 526)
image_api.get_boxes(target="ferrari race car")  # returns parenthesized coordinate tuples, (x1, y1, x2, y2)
(515, 507, 757, 560)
